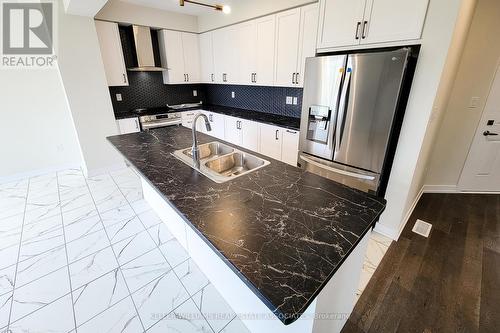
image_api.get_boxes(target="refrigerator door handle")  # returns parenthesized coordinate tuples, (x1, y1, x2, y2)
(335, 69, 351, 153)
(299, 154, 376, 180)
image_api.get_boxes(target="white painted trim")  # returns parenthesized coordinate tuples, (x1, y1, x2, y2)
(0, 163, 82, 185)
(373, 223, 399, 241)
(421, 184, 459, 193)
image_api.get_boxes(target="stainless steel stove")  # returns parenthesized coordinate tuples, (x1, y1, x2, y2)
(132, 103, 202, 131)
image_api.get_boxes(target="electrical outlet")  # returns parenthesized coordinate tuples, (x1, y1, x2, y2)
(469, 97, 480, 108)
(286, 96, 293, 105)
(193, 90, 197, 97)
(116, 94, 122, 102)
(231, 91, 235, 98)
(292, 97, 298, 105)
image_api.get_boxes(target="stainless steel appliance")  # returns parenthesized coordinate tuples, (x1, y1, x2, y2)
(127, 25, 166, 72)
(299, 48, 415, 194)
(139, 112, 181, 130)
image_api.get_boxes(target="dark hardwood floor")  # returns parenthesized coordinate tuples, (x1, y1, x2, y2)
(343, 193, 500, 333)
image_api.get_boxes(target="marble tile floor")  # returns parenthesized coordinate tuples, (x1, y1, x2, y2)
(0, 168, 249, 333)
(0, 167, 390, 332)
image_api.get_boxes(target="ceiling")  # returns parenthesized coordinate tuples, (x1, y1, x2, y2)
(119, 0, 235, 16)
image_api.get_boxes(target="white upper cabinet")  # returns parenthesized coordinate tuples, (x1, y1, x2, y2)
(159, 30, 201, 84)
(317, 0, 429, 50)
(199, 32, 215, 83)
(297, 3, 319, 87)
(213, 27, 239, 84)
(317, 0, 366, 49)
(237, 21, 257, 85)
(362, 0, 429, 45)
(274, 4, 319, 87)
(274, 8, 301, 87)
(255, 15, 276, 86)
(95, 21, 128, 87)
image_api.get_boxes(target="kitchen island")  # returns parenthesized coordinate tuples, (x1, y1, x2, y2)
(107, 126, 386, 333)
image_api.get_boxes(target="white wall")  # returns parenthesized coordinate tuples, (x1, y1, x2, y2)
(96, 0, 198, 32)
(0, 68, 83, 182)
(57, 1, 125, 177)
(374, 0, 472, 239)
(425, 0, 500, 189)
(197, 0, 316, 32)
(64, 0, 108, 16)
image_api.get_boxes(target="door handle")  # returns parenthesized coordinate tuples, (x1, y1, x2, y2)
(336, 69, 352, 151)
(483, 131, 499, 136)
(361, 21, 368, 39)
(355, 22, 361, 40)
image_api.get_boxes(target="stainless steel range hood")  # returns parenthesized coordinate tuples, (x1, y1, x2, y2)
(128, 25, 166, 72)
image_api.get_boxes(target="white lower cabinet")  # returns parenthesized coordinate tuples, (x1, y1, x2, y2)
(224, 116, 242, 145)
(202, 111, 225, 139)
(181, 110, 198, 128)
(117, 118, 140, 134)
(240, 119, 260, 152)
(259, 123, 283, 161)
(282, 129, 300, 166)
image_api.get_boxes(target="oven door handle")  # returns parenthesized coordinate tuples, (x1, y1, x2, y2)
(140, 119, 181, 130)
(299, 154, 376, 180)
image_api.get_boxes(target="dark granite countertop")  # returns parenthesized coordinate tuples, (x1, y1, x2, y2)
(114, 104, 301, 130)
(107, 126, 386, 325)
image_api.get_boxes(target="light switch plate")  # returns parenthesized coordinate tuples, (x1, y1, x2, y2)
(286, 96, 293, 105)
(231, 92, 235, 98)
(293, 97, 298, 105)
(193, 90, 197, 97)
(116, 94, 122, 102)
(469, 97, 480, 108)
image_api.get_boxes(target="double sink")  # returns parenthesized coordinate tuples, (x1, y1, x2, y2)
(173, 142, 270, 183)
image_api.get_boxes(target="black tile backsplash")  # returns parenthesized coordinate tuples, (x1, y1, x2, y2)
(204, 84, 303, 118)
(109, 71, 303, 119)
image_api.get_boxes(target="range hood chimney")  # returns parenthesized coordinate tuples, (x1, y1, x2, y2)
(128, 25, 166, 72)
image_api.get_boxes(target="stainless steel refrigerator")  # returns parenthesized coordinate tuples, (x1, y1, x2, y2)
(298, 47, 416, 195)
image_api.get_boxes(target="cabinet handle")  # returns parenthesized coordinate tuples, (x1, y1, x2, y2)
(211, 73, 214, 82)
(275, 129, 279, 140)
(186, 74, 189, 82)
(254, 73, 257, 83)
(295, 73, 299, 85)
(355, 22, 361, 40)
(292, 73, 296, 84)
(361, 21, 368, 39)
(286, 130, 297, 134)
(123, 73, 127, 84)
(135, 119, 140, 130)
(209, 114, 213, 122)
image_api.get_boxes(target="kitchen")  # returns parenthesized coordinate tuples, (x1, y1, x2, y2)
(0, 0, 499, 333)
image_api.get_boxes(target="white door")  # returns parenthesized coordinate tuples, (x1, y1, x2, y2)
(259, 123, 283, 160)
(361, 0, 429, 45)
(316, 0, 366, 50)
(182, 33, 201, 83)
(95, 21, 128, 87)
(296, 3, 319, 87)
(238, 21, 257, 85)
(240, 120, 260, 151)
(459, 64, 500, 191)
(274, 8, 301, 87)
(282, 129, 300, 166)
(224, 116, 242, 145)
(199, 32, 215, 83)
(255, 15, 276, 86)
(159, 30, 186, 84)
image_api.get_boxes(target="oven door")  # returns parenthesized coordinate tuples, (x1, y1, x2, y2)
(140, 114, 182, 130)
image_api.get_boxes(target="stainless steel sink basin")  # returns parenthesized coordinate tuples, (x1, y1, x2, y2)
(172, 141, 270, 183)
(181, 142, 234, 160)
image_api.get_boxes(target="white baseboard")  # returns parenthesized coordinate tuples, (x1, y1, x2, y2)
(421, 184, 459, 193)
(0, 163, 82, 185)
(373, 223, 399, 240)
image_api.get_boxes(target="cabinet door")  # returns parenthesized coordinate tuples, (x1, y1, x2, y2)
(255, 15, 276, 86)
(182, 33, 201, 83)
(202, 111, 225, 139)
(224, 116, 242, 145)
(240, 120, 260, 152)
(282, 129, 300, 166)
(362, 0, 429, 44)
(159, 30, 186, 84)
(259, 123, 283, 160)
(274, 8, 301, 87)
(181, 111, 196, 128)
(317, 0, 366, 49)
(237, 21, 257, 85)
(212, 28, 228, 84)
(296, 4, 319, 87)
(199, 33, 215, 83)
(117, 118, 140, 134)
(95, 21, 128, 87)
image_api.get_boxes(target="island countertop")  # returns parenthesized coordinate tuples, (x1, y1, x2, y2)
(107, 126, 386, 325)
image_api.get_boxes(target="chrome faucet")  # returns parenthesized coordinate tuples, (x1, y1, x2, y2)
(191, 113, 212, 169)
